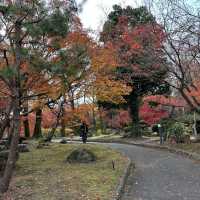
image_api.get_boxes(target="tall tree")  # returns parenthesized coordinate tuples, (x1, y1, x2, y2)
(0, 0, 75, 193)
(147, 0, 200, 112)
(101, 5, 168, 137)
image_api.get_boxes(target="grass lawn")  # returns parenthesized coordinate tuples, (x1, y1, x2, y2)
(3, 143, 128, 200)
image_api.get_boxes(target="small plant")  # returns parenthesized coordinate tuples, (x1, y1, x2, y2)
(167, 122, 185, 143)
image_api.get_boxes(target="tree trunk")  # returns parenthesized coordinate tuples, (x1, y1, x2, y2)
(60, 98, 66, 137)
(92, 107, 96, 131)
(185, 86, 200, 107)
(60, 117, 66, 137)
(23, 118, 30, 138)
(98, 107, 106, 134)
(0, 118, 9, 140)
(0, 104, 13, 140)
(99, 113, 104, 134)
(22, 92, 30, 138)
(46, 100, 64, 142)
(129, 91, 141, 137)
(0, 98, 20, 193)
(179, 89, 200, 113)
(33, 109, 42, 138)
(23, 104, 30, 138)
(46, 115, 60, 142)
(0, 5, 22, 193)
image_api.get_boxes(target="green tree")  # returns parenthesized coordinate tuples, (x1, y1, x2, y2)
(0, 0, 75, 193)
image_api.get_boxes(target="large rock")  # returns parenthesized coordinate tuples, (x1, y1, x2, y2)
(66, 148, 97, 163)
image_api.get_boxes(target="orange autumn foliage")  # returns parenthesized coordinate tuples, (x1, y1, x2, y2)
(50, 30, 131, 105)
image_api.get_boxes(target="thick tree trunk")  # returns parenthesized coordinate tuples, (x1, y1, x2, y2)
(129, 91, 141, 137)
(0, 5, 22, 193)
(23, 118, 30, 138)
(0, 98, 20, 193)
(33, 109, 42, 138)
(70, 99, 75, 110)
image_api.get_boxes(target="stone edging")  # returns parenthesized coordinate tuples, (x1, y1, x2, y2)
(112, 158, 134, 200)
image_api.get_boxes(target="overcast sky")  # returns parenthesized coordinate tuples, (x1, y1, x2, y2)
(77, 0, 198, 33)
(77, 0, 143, 32)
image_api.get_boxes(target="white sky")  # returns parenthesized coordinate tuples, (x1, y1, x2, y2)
(77, 0, 198, 33)
(77, 0, 144, 32)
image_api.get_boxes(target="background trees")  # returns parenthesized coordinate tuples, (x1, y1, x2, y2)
(0, 0, 200, 195)
(0, 0, 131, 193)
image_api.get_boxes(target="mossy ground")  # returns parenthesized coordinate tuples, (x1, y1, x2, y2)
(3, 143, 128, 200)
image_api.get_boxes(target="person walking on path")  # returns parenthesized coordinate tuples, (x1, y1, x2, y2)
(80, 121, 88, 143)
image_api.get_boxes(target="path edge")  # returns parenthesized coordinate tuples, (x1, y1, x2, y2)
(134, 143, 200, 162)
(88, 139, 200, 162)
(112, 158, 134, 200)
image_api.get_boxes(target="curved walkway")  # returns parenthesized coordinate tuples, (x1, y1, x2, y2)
(105, 143, 200, 200)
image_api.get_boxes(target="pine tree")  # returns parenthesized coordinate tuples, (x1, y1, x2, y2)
(0, 0, 76, 193)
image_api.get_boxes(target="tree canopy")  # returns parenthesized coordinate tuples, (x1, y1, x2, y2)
(100, 5, 168, 136)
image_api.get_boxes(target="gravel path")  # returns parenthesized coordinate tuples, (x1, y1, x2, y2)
(105, 143, 200, 200)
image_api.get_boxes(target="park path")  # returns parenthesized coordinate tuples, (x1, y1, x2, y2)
(105, 143, 200, 200)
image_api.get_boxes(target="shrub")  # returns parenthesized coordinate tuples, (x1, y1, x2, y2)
(167, 122, 185, 143)
(152, 124, 159, 133)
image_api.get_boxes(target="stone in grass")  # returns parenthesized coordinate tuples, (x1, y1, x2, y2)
(18, 144, 29, 153)
(60, 139, 68, 144)
(66, 148, 97, 163)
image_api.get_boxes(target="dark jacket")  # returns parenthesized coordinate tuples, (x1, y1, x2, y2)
(80, 123, 88, 137)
